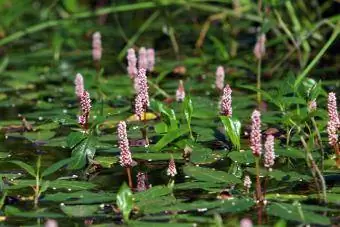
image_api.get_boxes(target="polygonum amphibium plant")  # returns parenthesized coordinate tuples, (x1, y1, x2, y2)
(146, 48, 155, 72)
(127, 48, 138, 79)
(92, 32, 102, 62)
(176, 80, 185, 102)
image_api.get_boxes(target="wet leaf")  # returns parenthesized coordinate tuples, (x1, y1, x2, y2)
(60, 204, 99, 217)
(220, 116, 241, 150)
(183, 165, 242, 184)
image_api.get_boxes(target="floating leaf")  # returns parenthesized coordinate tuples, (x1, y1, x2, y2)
(133, 153, 182, 161)
(151, 127, 189, 152)
(60, 204, 99, 217)
(207, 198, 255, 214)
(127, 112, 157, 122)
(5, 206, 64, 218)
(228, 150, 255, 164)
(183, 165, 241, 184)
(41, 157, 75, 177)
(8, 161, 36, 177)
(69, 135, 97, 170)
(266, 202, 330, 225)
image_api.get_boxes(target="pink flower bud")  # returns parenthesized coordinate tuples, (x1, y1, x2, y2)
(243, 175, 252, 189)
(117, 121, 134, 167)
(250, 110, 262, 156)
(74, 73, 84, 99)
(127, 48, 138, 79)
(220, 84, 232, 116)
(167, 157, 177, 177)
(253, 34, 266, 60)
(308, 99, 317, 112)
(176, 80, 185, 102)
(92, 32, 102, 61)
(215, 66, 225, 90)
(146, 48, 155, 72)
(264, 135, 275, 168)
(44, 219, 58, 227)
(138, 47, 147, 70)
(240, 218, 253, 227)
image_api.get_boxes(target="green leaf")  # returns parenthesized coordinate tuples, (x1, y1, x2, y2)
(267, 202, 330, 225)
(94, 156, 118, 168)
(151, 127, 189, 152)
(24, 130, 56, 142)
(7, 179, 96, 190)
(8, 160, 36, 177)
(41, 157, 75, 177)
(117, 182, 133, 222)
(183, 165, 241, 184)
(134, 186, 172, 202)
(43, 191, 115, 204)
(207, 198, 255, 214)
(60, 204, 99, 217)
(220, 116, 241, 151)
(133, 153, 182, 161)
(69, 136, 97, 170)
(66, 131, 86, 149)
(5, 206, 64, 218)
(228, 150, 255, 164)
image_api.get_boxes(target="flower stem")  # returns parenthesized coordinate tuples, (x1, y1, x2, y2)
(256, 58, 262, 107)
(126, 167, 133, 189)
(255, 157, 263, 202)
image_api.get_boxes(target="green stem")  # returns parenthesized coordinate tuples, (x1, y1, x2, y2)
(256, 58, 262, 106)
(34, 156, 41, 208)
(311, 117, 325, 172)
(294, 23, 339, 89)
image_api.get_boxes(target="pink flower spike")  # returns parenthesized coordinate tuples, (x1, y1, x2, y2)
(117, 121, 134, 167)
(327, 92, 339, 128)
(327, 121, 338, 146)
(80, 91, 92, 115)
(243, 175, 252, 189)
(264, 135, 275, 169)
(92, 32, 102, 61)
(127, 48, 138, 79)
(215, 66, 225, 90)
(74, 73, 84, 98)
(146, 48, 155, 72)
(220, 84, 232, 117)
(134, 68, 149, 119)
(138, 47, 147, 70)
(167, 156, 177, 177)
(253, 33, 266, 60)
(250, 110, 262, 156)
(176, 80, 185, 102)
(136, 172, 150, 192)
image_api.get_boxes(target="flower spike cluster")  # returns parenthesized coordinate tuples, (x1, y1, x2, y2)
(135, 68, 149, 119)
(78, 90, 92, 128)
(215, 66, 225, 91)
(264, 135, 275, 169)
(327, 92, 339, 146)
(250, 110, 262, 156)
(92, 32, 102, 62)
(176, 80, 185, 102)
(220, 84, 232, 117)
(74, 73, 84, 99)
(117, 121, 134, 167)
(127, 48, 138, 79)
(167, 156, 177, 177)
